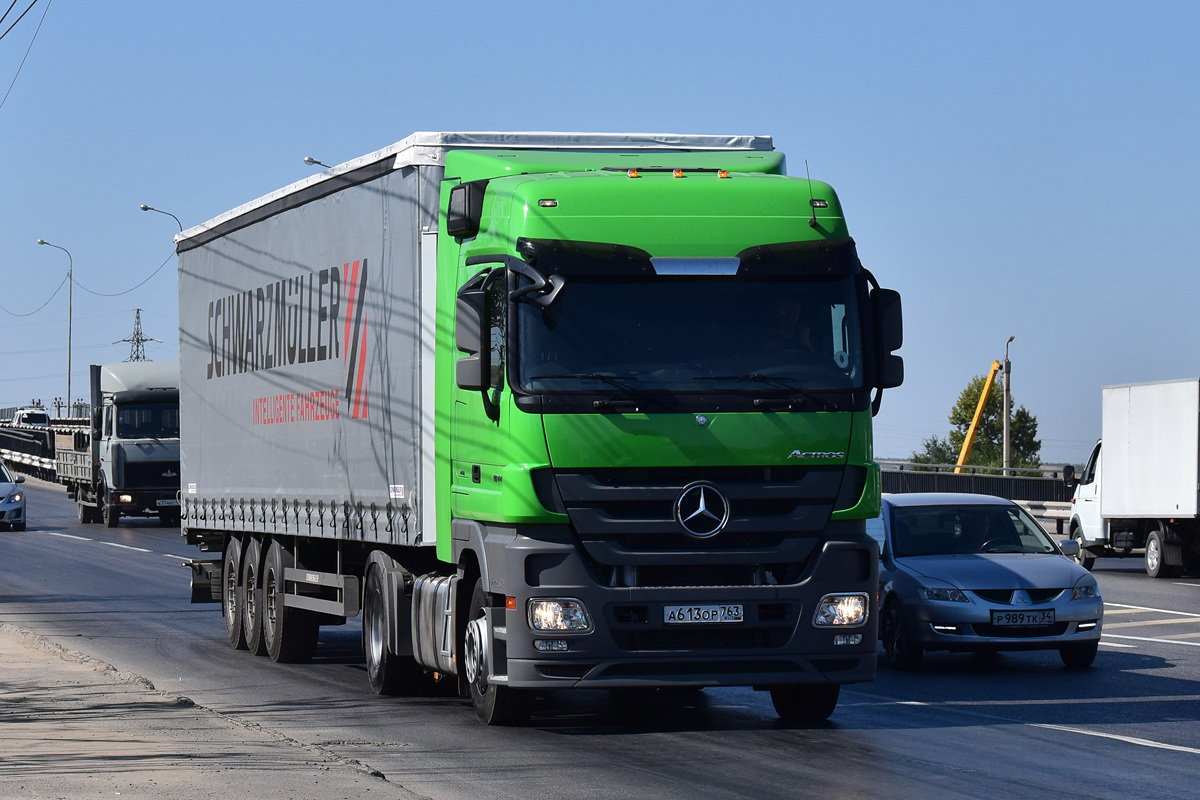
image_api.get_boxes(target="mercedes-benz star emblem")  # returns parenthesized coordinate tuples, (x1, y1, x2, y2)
(674, 482, 730, 538)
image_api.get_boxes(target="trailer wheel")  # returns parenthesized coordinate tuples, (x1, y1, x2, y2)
(1145, 529, 1182, 579)
(466, 578, 530, 726)
(770, 683, 840, 722)
(1070, 526, 1095, 571)
(77, 503, 91, 525)
(362, 563, 424, 694)
(261, 539, 319, 663)
(241, 536, 267, 655)
(222, 536, 247, 650)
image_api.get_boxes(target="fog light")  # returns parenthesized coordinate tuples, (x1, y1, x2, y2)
(1077, 621, 1098, 631)
(932, 624, 961, 634)
(527, 598, 592, 632)
(812, 593, 868, 627)
(834, 634, 863, 646)
(118, 494, 133, 503)
(534, 639, 568, 652)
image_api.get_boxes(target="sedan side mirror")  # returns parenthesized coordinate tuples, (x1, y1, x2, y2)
(15, 475, 25, 484)
(1059, 539, 1080, 558)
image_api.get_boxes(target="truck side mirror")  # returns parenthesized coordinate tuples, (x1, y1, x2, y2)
(873, 288, 904, 389)
(446, 180, 488, 239)
(455, 280, 487, 391)
(1062, 464, 1077, 491)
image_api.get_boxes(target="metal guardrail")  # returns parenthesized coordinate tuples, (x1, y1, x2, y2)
(879, 460, 1072, 503)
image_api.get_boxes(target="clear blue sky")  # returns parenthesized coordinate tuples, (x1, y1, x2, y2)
(2, 1, 1197, 464)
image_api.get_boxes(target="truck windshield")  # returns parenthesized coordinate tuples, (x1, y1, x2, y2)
(115, 403, 180, 439)
(518, 276, 862, 392)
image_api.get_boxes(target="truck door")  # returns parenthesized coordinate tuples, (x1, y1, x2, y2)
(1074, 441, 1104, 544)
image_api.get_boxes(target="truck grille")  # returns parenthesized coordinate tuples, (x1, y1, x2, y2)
(123, 460, 181, 489)
(552, 466, 846, 584)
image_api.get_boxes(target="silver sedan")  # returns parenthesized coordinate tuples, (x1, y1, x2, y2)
(0, 460, 26, 532)
(875, 493, 1102, 670)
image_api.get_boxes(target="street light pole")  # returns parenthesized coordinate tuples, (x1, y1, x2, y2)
(140, 204, 184, 233)
(1003, 335, 1015, 475)
(37, 239, 73, 418)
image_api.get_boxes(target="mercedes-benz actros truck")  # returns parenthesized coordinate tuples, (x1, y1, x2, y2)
(178, 132, 904, 725)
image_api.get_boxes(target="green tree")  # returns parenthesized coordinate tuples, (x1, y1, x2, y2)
(911, 373, 1041, 469)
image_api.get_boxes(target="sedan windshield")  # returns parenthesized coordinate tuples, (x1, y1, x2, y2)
(518, 276, 862, 392)
(0, 462, 12, 483)
(890, 504, 1057, 557)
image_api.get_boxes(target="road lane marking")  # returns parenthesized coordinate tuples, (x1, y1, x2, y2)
(1098, 641, 1136, 647)
(40, 532, 92, 541)
(99, 542, 152, 554)
(1102, 634, 1200, 648)
(1100, 608, 1146, 615)
(1160, 632, 1200, 640)
(1104, 617, 1200, 629)
(164, 554, 196, 560)
(1105, 602, 1200, 619)
(1031, 723, 1200, 755)
(1172, 583, 1200, 589)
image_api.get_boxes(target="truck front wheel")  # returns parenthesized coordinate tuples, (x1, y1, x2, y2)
(465, 578, 530, 726)
(770, 684, 840, 722)
(1071, 526, 1095, 571)
(101, 499, 118, 528)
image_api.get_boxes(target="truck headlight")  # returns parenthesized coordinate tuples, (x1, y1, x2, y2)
(1071, 577, 1100, 601)
(527, 598, 592, 632)
(812, 593, 868, 627)
(916, 586, 969, 603)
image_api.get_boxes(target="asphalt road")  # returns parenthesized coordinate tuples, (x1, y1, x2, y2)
(3, 475, 1199, 799)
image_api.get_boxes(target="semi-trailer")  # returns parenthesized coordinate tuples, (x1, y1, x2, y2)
(56, 362, 181, 527)
(178, 131, 904, 725)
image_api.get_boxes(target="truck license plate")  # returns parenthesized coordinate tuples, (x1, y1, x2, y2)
(664, 604, 743, 624)
(156, 499, 180, 507)
(991, 609, 1055, 627)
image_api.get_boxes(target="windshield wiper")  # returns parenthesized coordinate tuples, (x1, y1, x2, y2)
(697, 373, 796, 387)
(694, 374, 834, 410)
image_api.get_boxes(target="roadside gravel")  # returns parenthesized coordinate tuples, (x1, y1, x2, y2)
(0, 623, 426, 799)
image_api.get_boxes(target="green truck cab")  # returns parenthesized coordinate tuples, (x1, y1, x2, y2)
(178, 133, 902, 725)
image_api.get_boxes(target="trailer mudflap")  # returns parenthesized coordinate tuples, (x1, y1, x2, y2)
(183, 558, 221, 604)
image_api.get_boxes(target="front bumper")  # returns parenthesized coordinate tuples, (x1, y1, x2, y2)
(0, 499, 24, 526)
(902, 595, 1103, 652)
(462, 523, 880, 690)
(111, 489, 179, 518)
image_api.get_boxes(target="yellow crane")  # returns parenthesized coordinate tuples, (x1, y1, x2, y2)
(954, 360, 1001, 474)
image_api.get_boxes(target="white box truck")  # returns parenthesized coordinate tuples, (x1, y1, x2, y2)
(1066, 378, 1200, 577)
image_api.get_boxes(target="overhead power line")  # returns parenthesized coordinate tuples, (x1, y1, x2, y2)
(0, 1, 21, 29)
(0, 271, 67, 317)
(0, 0, 36, 42)
(0, 0, 51, 113)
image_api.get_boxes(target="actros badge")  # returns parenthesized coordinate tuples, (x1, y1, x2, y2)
(674, 482, 730, 538)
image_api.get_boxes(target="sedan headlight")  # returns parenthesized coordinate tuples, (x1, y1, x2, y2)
(527, 598, 592, 632)
(812, 593, 868, 627)
(916, 585, 969, 603)
(6, 492, 21, 504)
(1071, 577, 1100, 601)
